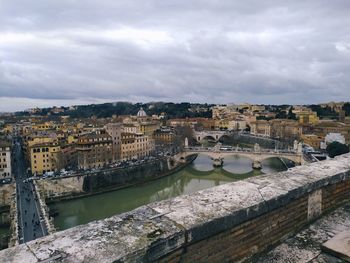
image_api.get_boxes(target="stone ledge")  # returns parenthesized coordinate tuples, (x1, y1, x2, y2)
(0, 153, 349, 262)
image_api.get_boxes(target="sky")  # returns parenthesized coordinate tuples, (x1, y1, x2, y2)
(0, 0, 350, 111)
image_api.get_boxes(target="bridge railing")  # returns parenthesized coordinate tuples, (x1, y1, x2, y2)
(185, 146, 298, 154)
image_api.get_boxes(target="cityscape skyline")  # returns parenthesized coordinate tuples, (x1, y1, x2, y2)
(1, 1, 350, 111)
(0, 99, 349, 114)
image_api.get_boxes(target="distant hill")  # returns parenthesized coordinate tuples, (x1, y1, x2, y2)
(15, 102, 214, 119)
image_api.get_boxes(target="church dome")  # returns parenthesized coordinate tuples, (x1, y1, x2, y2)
(137, 107, 147, 117)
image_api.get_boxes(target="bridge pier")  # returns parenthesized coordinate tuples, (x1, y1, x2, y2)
(252, 160, 262, 169)
(213, 158, 224, 167)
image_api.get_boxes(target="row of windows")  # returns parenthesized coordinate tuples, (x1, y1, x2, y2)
(33, 164, 54, 170)
(33, 154, 50, 158)
(0, 147, 10, 151)
(33, 158, 50, 163)
(32, 147, 53, 153)
(0, 164, 8, 168)
(80, 137, 110, 143)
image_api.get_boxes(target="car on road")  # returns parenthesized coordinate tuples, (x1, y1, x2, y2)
(0, 178, 12, 184)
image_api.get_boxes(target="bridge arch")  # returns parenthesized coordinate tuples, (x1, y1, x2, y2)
(200, 135, 217, 142)
(260, 156, 296, 163)
(218, 134, 232, 143)
(194, 131, 232, 143)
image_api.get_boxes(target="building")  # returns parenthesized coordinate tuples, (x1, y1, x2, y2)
(250, 119, 302, 140)
(250, 120, 271, 137)
(300, 134, 324, 149)
(312, 121, 350, 144)
(211, 105, 240, 120)
(153, 129, 176, 145)
(139, 121, 160, 136)
(76, 133, 113, 170)
(121, 133, 154, 160)
(24, 132, 58, 161)
(57, 146, 78, 170)
(295, 111, 319, 125)
(123, 123, 140, 134)
(105, 123, 123, 161)
(271, 119, 302, 140)
(0, 141, 11, 178)
(29, 141, 61, 175)
(136, 107, 147, 117)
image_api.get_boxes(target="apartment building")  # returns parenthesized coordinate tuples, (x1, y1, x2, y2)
(76, 133, 113, 170)
(29, 141, 60, 175)
(105, 123, 123, 161)
(120, 133, 154, 160)
(0, 141, 11, 178)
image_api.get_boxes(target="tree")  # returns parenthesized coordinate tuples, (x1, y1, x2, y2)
(326, 141, 349, 158)
(287, 106, 297, 120)
(343, 103, 350, 116)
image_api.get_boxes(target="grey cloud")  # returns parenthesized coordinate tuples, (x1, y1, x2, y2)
(0, 0, 350, 111)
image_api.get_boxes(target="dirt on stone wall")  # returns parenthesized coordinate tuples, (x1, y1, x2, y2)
(36, 176, 84, 198)
(0, 184, 15, 208)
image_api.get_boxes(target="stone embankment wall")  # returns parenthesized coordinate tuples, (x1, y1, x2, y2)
(0, 154, 350, 263)
(36, 176, 84, 200)
(37, 156, 195, 202)
(0, 183, 16, 250)
(8, 183, 17, 248)
(0, 183, 15, 208)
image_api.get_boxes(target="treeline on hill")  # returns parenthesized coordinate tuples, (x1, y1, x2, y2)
(343, 102, 350, 116)
(16, 102, 213, 119)
(307, 105, 338, 119)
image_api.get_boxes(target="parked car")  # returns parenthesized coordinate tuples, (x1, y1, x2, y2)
(0, 178, 12, 184)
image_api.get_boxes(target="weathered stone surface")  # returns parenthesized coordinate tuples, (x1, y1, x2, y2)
(1, 206, 185, 262)
(149, 181, 268, 243)
(0, 243, 37, 263)
(322, 231, 350, 262)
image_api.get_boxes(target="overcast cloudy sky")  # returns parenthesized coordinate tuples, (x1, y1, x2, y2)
(1, 1, 350, 111)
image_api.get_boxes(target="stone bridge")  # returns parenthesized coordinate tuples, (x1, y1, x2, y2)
(178, 143, 306, 168)
(193, 130, 231, 142)
(1, 154, 350, 262)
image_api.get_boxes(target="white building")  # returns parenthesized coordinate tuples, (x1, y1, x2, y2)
(325, 133, 346, 145)
(0, 141, 12, 178)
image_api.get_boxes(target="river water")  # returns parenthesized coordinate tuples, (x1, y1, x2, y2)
(50, 155, 290, 231)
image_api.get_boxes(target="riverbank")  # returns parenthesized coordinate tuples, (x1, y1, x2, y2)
(38, 155, 197, 204)
(0, 183, 16, 251)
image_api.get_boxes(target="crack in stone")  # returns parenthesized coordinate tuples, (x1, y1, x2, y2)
(25, 243, 39, 261)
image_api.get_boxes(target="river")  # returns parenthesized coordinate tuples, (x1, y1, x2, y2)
(50, 155, 292, 231)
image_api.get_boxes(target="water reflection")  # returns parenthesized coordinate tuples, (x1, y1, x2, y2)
(223, 155, 253, 174)
(51, 155, 288, 231)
